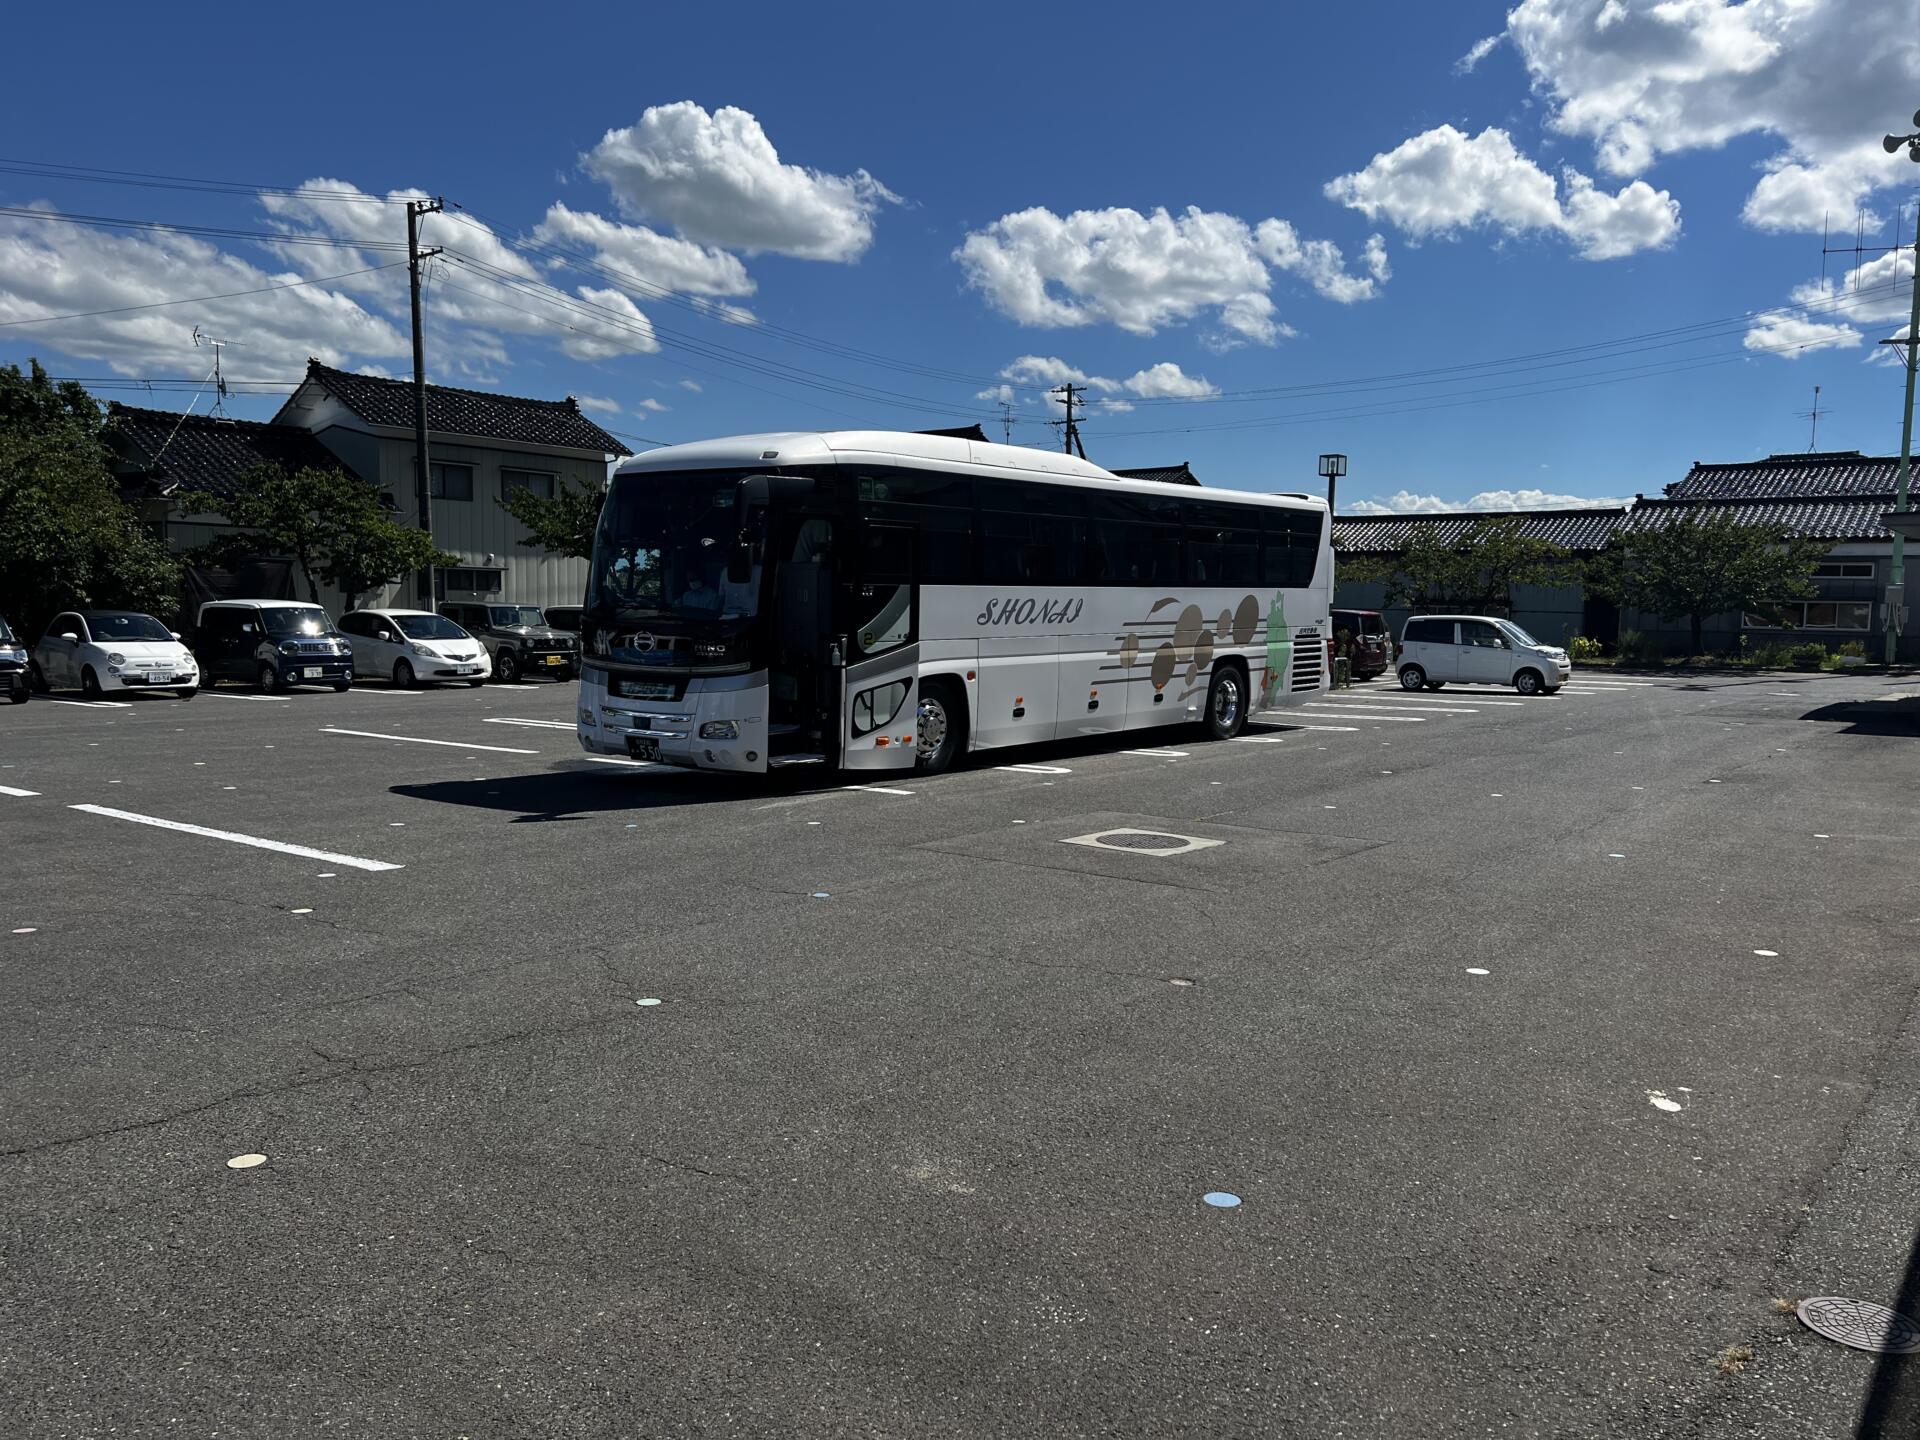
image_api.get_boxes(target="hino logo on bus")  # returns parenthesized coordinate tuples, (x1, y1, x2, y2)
(976, 597, 1084, 627)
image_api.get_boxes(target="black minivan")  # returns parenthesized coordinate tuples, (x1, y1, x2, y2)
(196, 600, 353, 692)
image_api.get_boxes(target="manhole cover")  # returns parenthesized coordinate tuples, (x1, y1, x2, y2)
(1100, 831, 1189, 850)
(1797, 1297, 1920, 1354)
(1060, 828, 1226, 857)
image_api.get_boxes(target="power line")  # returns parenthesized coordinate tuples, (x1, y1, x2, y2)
(0, 260, 407, 327)
(0, 204, 407, 252)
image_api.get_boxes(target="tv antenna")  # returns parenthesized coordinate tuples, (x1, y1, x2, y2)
(191, 326, 242, 417)
(1795, 384, 1829, 450)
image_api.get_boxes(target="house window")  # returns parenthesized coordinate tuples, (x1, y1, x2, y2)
(1813, 560, 1874, 579)
(435, 567, 505, 597)
(1743, 602, 1872, 631)
(501, 469, 556, 501)
(430, 462, 474, 500)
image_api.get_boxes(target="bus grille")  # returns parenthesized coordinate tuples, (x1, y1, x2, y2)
(1290, 645, 1323, 691)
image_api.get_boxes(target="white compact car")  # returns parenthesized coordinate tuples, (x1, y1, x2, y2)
(1396, 614, 1571, 696)
(339, 608, 491, 687)
(32, 609, 199, 699)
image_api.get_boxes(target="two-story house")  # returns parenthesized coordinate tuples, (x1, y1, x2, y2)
(109, 359, 631, 621)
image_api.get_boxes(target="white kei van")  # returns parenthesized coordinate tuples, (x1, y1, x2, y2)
(1397, 615, 1572, 696)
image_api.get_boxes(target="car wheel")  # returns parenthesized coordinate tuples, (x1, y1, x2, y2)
(28, 661, 49, 694)
(393, 659, 416, 689)
(1514, 668, 1544, 696)
(1204, 664, 1247, 740)
(258, 662, 282, 694)
(178, 687, 197, 701)
(467, 678, 486, 688)
(81, 666, 104, 700)
(913, 678, 966, 775)
(331, 679, 351, 693)
(1543, 685, 1562, 695)
(1398, 665, 1426, 691)
(195, 658, 215, 690)
(8, 679, 28, 705)
(1425, 681, 1446, 690)
(494, 648, 520, 684)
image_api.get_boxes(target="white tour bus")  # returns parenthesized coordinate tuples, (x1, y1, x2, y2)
(575, 430, 1333, 776)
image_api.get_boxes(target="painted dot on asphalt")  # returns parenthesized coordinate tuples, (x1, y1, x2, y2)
(226, 1153, 267, 1170)
(194, 762, 206, 766)
(1169, 977, 1194, 987)
(807, 820, 822, 826)
(625, 823, 638, 829)
(811, 892, 831, 899)
(223, 786, 236, 791)
(316, 873, 336, 879)
(1012, 819, 1026, 824)
(1814, 833, 1829, 839)
(1381, 770, 1393, 775)
(12, 928, 36, 935)
(635, 998, 663, 1007)
(1707, 779, 1722, 784)
(1466, 967, 1490, 975)
(1490, 793, 1504, 798)
(1632, 786, 1644, 790)
(1210, 780, 1223, 786)
(1202, 1191, 1242, 1209)
(1753, 949, 1778, 957)
(1607, 853, 1626, 859)
(264, 745, 275, 749)
(388, 822, 405, 827)
(289, 908, 313, 915)
(1323, 805, 1336, 810)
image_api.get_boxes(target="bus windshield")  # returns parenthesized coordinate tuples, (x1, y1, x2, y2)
(589, 471, 760, 620)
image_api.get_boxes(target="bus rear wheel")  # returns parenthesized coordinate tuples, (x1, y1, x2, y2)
(914, 679, 965, 775)
(1204, 664, 1247, 740)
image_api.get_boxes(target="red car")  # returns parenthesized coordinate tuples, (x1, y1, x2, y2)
(1332, 608, 1392, 679)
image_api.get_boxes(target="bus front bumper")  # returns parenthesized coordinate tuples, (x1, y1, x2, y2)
(576, 669, 770, 773)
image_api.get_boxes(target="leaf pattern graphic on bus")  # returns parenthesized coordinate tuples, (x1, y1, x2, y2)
(1110, 592, 1288, 705)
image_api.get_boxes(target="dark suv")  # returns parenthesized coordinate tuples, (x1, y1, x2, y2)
(1331, 608, 1392, 679)
(0, 615, 29, 703)
(438, 602, 577, 683)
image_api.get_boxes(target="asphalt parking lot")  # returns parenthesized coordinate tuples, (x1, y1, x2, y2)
(4, 668, 1918, 1438)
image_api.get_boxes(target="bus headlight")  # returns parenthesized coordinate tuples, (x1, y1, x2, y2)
(578, 707, 598, 728)
(698, 720, 739, 740)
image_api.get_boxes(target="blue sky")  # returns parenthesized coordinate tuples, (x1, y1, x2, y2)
(2, 0, 1915, 512)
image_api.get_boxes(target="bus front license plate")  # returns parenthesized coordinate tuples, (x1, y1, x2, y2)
(626, 737, 660, 761)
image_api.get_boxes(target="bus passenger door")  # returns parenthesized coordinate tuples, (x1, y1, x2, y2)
(839, 522, 918, 772)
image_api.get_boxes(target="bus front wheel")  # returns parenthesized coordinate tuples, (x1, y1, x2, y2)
(914, 679, 966, 775)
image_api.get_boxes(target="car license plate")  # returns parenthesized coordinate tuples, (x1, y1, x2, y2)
(303, 666, 324, 679)
(544, 654, 564, 666)
(626, 736, 660, 761)
(147, 674, 173, 686)
(458, 665, 478, 675)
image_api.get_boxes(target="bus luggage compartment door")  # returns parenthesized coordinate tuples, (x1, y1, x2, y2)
(841, 645, 919, 771)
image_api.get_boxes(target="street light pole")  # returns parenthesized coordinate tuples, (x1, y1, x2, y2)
(1877, 114, 1920, 663)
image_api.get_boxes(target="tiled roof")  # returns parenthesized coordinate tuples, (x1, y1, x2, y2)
(1625, 496, 1898, 541)
(1111, 462, 1200, 486)
(1332, 508, 1628, 554)
(1665, 450, 1901, 501)
(289, 360, 632, 456)
(106, 404, 360, 502)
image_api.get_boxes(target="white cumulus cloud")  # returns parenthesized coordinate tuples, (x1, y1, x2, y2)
(954, 204, 1386, 346)
(1455, 34, 1503, 74)
(1345, 487, 1631, 516)
(0, 202, 409, 377)
(984, 355, 1219, 402)
(1325, 125, 1679, 259)
(532, 203, 754, 299)
(581, 102, 901, 261)
(574, 393, 620, 415)
(1504, 0, 1920, 233)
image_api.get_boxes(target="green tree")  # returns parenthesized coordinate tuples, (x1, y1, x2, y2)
(0, 359, 181, 635)
(1594, 511, 1826, 655)
(496, 476, 604, 559)
(183, 464, 454, 611)
(1339, 517, 1572, 614)
(499, 476, 602, 560)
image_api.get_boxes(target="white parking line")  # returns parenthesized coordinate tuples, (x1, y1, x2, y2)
(352, 687, 420, 697)
(1566, 680, 1653, 689)
(1288, 709, 1427, 723)
(578, 755, 656, 768)
(486, 717, 575, 730)
(1317, 702, 1477, 715)
(48, 698, 132, 709)
(197, 691, 288, 703)
(997, 763, 1073, 775)
(1291, 724, 1361, 732)
(1230, 735, 1288, 743)
(1361, 695, 1523, 707)
(319, 727, 539, 755)
(69, 804, 403, 872)
(1124, 748, 1190, 759)
(0, 784, 41, 797)
(842, 784, 916, 796)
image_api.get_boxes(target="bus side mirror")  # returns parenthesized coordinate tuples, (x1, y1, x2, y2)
(726, 539, 753, 585)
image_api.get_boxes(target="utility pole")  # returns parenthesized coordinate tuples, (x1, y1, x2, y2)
(1048, 382, 1086, 458)
(407, 197, 445, 608)
(999, 399, 1015, 445)
(1874, 114, 1920, 663)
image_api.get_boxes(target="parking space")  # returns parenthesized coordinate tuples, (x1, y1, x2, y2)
(4, 666, 1918, 1437)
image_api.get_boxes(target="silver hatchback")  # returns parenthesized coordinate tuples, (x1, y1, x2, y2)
(1397, 615, 1571, 696)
